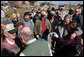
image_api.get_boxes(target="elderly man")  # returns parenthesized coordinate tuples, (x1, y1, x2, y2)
(18, 26, 52, 56)
(1, 24, 20, 56)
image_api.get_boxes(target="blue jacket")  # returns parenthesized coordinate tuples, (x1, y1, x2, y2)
(20, 19, 34, 32)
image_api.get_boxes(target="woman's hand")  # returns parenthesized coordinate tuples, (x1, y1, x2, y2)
(70, 33, 77, 40)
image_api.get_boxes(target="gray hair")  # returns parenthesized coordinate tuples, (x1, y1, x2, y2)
(18, 26, 34, 41)
(64, 14, 71, 21)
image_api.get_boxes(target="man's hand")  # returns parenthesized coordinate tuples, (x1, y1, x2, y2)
(36, 35, 40, 39)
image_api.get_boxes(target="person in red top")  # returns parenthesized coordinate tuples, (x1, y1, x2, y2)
(35, 11, 52, 40)
(42, 18, 47, 33)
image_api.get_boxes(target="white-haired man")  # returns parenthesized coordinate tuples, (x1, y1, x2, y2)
(18, 26, 52, 56)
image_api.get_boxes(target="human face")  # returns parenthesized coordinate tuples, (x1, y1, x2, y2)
(70, 33, 76, 40)
(1, 23, 5, 28)
(65, 19, 70, 24)
(20, 38, 27, 45)
(38, 14, 41, 17)
(75, 11, 79, 15)
(8, 33, 16, 39)
(24, 15, 30, 21)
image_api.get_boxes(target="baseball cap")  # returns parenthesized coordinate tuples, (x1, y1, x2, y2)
(8, 29, 17, 34)
(3, 24, 17, 34)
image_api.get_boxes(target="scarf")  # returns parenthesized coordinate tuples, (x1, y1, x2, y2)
(42, 19, 47, 33)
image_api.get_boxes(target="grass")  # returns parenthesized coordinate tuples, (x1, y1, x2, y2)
(6, 7, 38, 20)
(5, 5, 82, 21)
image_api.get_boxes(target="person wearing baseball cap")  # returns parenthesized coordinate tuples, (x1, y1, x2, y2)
(1, 24, 20, 56)
(3, 24, 17, 35)
(20, 12, 34, 32)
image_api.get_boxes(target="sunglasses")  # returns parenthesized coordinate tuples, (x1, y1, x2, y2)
(8, 29, 17, 34)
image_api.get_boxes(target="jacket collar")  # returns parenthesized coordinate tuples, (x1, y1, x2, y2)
(27, 38, 37, 45)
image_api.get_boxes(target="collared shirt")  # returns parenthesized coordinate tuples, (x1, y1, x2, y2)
(20, 38, 53, 56)
(20, 38, 37, 56)
(27, 38, 37, 45)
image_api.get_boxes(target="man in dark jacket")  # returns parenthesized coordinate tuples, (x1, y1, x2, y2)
(73, 9, 83, 29)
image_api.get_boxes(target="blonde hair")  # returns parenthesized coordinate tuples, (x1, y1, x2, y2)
(68, 21, 78, 31)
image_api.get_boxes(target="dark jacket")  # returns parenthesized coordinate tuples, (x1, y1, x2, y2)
(56, 22, 83, 38)
(55, 35, 82, 56)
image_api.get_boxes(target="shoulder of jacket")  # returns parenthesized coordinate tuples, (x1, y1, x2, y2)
(45, 19, 50, 23)
(36, 20, 41, 23)
(46, 19, 49, 21)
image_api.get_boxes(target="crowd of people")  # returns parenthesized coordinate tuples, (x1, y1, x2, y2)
(1, 6, 83, 56)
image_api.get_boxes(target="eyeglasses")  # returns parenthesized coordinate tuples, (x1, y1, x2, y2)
(8, 29, 17, 34)
(8, 31, 16, 34)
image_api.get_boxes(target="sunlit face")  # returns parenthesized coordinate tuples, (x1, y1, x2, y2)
(20, 38, 27, 45)
(1, 23, 5, 28)
(65, 19, 70, 24)
(24, 15, 30, 21)
(8, 33, 16, 39)
(38, 14, 41, 17)
(75, 11, 79, 15)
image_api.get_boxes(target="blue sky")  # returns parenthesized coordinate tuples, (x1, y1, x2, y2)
(37, 1, 83, 5)
(1, 1, 83, 5)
